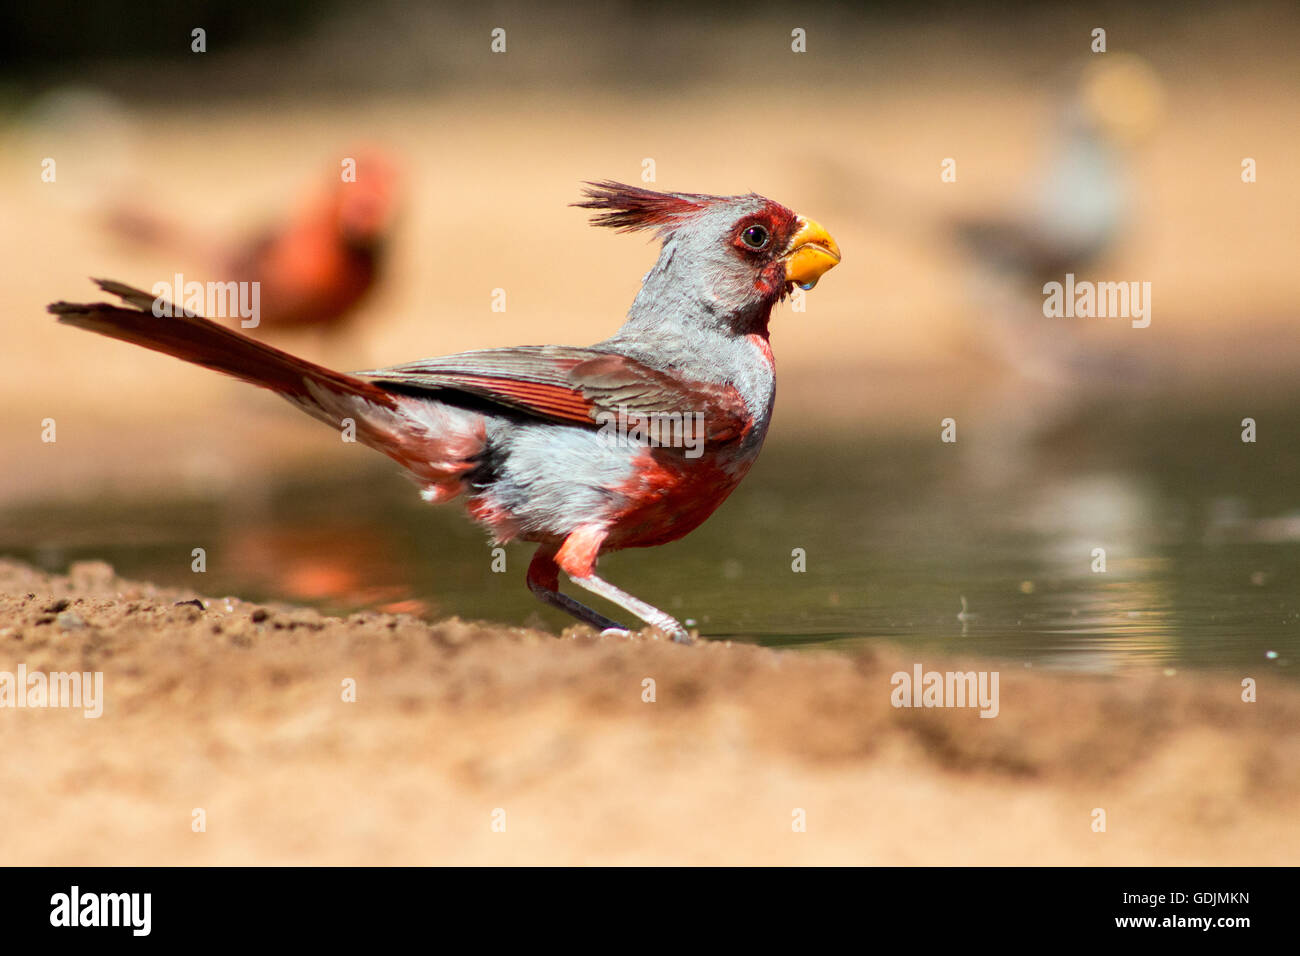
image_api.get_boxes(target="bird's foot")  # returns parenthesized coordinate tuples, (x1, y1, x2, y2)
(566, 573, 697, 645)
(599, 625, 696, 644)
(668, 628, 695, 645)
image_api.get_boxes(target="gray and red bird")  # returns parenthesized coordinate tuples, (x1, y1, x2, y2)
(50, 182, 841, 641)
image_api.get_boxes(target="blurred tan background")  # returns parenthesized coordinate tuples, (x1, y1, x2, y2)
(1, 0, 1296, 498)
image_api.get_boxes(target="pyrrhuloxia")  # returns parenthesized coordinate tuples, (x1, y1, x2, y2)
(50, 182, 840, 642)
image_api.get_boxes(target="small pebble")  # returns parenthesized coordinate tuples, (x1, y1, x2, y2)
(56, 611, 86, 630)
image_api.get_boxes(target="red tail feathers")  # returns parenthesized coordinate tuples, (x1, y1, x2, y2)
(48, 279, 397, 411)
(49, 278, 487, 499)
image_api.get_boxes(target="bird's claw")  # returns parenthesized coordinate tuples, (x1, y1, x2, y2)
(597, 625, 694, 644)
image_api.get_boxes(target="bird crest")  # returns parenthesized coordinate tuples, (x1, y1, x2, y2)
(573, 181, 714, 233)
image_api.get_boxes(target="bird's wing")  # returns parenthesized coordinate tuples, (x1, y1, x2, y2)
(357, 346, 751, 442)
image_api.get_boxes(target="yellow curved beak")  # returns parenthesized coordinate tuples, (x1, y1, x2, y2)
(781, 216, 841, 289)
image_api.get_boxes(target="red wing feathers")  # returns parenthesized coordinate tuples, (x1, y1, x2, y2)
(419, 373, 596, 425)
(570, 355, 751, 443)
(359, 348, 751, 442)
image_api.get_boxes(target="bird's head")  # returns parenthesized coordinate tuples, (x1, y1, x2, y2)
(332, 150, 402, 252)
(575, 181, 840, 334)
(1073, 54, 1165, 147)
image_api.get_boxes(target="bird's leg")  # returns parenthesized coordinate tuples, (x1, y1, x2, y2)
(544, 528, 694, 643)
(527, 547, 627, 633)
(566, 572, 693, 644)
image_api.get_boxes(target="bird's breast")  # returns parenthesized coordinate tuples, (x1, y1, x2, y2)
(602, 443, 760, 550)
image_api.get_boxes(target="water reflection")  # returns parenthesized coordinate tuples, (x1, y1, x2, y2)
(3, 398, 1297, 679)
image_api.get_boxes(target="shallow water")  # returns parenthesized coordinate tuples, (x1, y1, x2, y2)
(4, 392, 1298, 677)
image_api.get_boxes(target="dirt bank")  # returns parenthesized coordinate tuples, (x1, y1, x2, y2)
(0, 557, 1296, 865)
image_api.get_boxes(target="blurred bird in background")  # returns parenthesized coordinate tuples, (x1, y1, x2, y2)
(952, 54, 1165, 386)
(948, 54, 1166, 488)
(811, 54, 1165, 484)
(105, 148, 403, 338)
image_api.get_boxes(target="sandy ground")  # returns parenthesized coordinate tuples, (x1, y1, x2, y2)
(1, 557, 1296, 865)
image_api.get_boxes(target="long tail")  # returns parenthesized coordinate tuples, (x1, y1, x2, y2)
(49, 278, 397, 413)
(48, 279, 486, 495)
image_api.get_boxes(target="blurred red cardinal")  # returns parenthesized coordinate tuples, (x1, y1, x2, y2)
(51, 182, 840, 641)
(106, 149, 401, 333)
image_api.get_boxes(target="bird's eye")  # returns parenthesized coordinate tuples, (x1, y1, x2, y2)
(740, 224, 769, 249)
